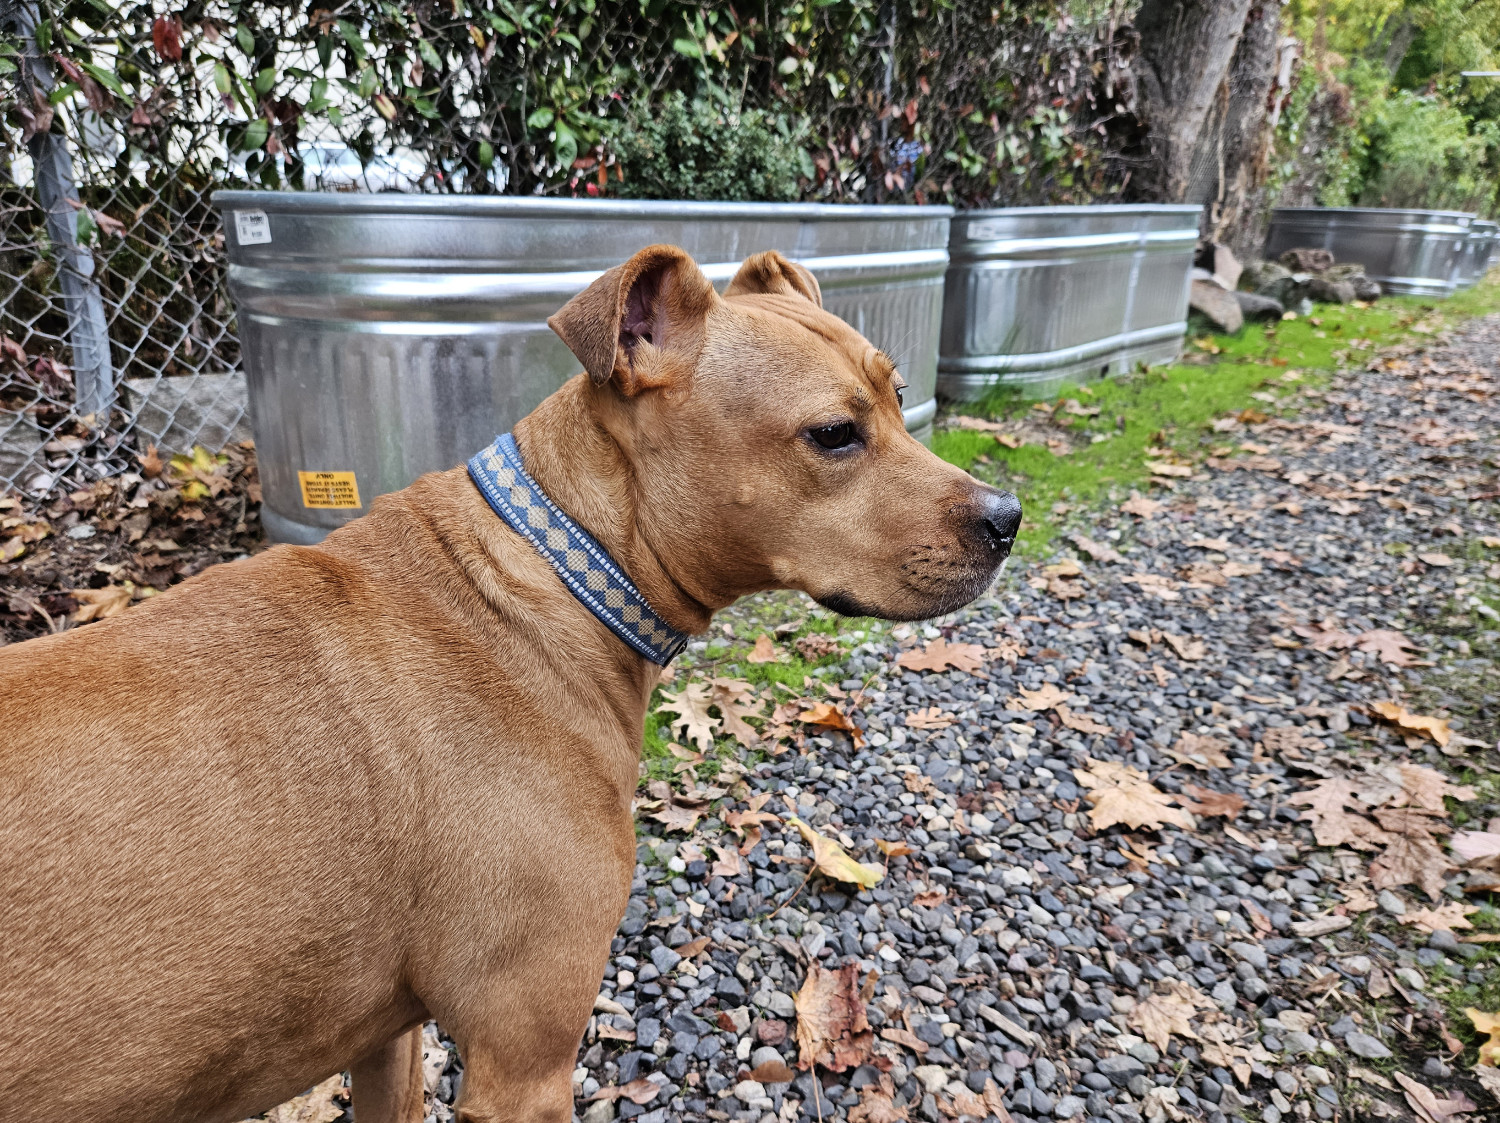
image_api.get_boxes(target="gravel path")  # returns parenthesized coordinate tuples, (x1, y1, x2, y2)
(285, 316, 1499, 1121)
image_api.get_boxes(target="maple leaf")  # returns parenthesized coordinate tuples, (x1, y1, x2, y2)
(1466, 1008, 1500, 1068)
(905, 706, 954, 730)
(794, 963, 876, 1072)
(1056, 705, 1112, 735)
(848, 1073, 910, 1123)
(1162, 632, 1206, 660)
(1395, 763, 1477, 811)
(1357, 629, 1420, 667)
(656, 683, 720, 751)
(1404, 901, 1477, 934)
(798, 701, 865, 747)
(1128, 980, 1215, 1051)
(264, 1075, 346, 1123)
(1370, 701, 1452, 748)
(646, 802, 703, 833)
(897, 637, 987, 674)
(1167, 733, 1232, 770)
(747, 634, 781, 663)
(1015, 682, 1070, 711)
(1395, 1072, 1478, 1123)
(1288, 778, 1388, 849)
(1076, 759, 1195, 832)
(1120, 494, 1163, 518)
(709, 678, 762, 743)
(786, 816, 883, 889)
(1176, 784, 1245, 819)
(1369, 808, 1455, 900)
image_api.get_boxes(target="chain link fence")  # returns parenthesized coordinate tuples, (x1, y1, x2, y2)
(1, 0, 1127, 497)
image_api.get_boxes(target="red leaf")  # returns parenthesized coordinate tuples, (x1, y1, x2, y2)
(152, 16, 183, 62)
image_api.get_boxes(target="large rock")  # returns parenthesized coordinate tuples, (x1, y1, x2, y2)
(1190, 279, 1243, 333)
(1233, 290, 1284, 321)
(1197, 240, 1243, 290)
(1352, 275, 1382, 300)
(1240, 260, 1290, 292)
(1307, 275, 1357, 304)
(1279, 247, 1335, 272)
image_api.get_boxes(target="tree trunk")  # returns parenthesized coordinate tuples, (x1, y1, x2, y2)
(1130, 0, 1257, 203)
(1210, 0, 1284, 255)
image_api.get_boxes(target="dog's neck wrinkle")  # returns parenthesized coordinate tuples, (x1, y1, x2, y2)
(511, 384, 715, 637)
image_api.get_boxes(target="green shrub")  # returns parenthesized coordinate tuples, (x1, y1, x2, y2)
(609, 92, 809, 202)
(1357, 89, 1497, 212)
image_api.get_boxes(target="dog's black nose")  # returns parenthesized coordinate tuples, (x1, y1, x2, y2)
(978, 487, 1023, 553)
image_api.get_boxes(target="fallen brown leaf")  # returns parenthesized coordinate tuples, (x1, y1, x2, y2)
(1120, 494, 1163, 519)
(798, 701, 865, 747)
(794, 963, 875, 1072)
(905, 706, 954, 730)
(897, 637, 987, 674)
(1370, 701, 1452, 748)
(656, 683, 719, 751)
(1176, 784, 1245, 819)
(1465, 1008, 1500, 1067)
(848, 1072, 910, 1123)
(1076, 759, 1195, 832)
(1015, 682, 1070, 711)
(1162, 632, 1206, 661)
(1128, 980, 1215, 1051)
(68, 584, 134, 623)
(263, 1075, 346, 1123)
(1395, 1071, 1477, 1123)
(750, 1059, 797, 1084)
(747, 634, 781, 663)
(1358, 629, 1420, 667)
(1167, 733, 1233, 769)
(786, 816, 883, 889)
(1404, 901, 1476, 934)
(1057, 705, 1112, 735)
(591, 1078, 665, 1105)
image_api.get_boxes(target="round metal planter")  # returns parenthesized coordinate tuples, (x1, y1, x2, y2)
(1264, 207, 1475, 298)
(936, 205, 1202, 401)
(212, 192, 951, 544)
(1457, 219, 1498, 288)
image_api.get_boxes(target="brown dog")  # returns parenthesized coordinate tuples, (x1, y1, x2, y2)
(0, 245, 1020, 1123)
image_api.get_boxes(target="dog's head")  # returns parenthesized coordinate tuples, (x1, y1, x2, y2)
(547, 243, 1021, 622)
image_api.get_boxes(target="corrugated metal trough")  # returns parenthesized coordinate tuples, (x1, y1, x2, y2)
(936, 205, 1202, 401)
(1264, 207, 1475, 298)
(213, 193, 951, 544)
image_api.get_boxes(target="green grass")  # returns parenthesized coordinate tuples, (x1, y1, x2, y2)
(931, 279, 1500, 557)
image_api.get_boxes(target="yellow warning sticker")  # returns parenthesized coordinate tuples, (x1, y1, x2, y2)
(298, 470, 362, 509)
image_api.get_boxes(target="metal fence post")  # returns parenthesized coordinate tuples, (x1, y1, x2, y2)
(6, 0, 116, 424)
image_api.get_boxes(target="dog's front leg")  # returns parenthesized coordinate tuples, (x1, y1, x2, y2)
(350, 1026, 426, 1123)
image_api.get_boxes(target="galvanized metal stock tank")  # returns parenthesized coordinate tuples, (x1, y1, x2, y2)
(937, 205, 1202, 401)
(212, 193, 951, 544)
(1264, 207, 1475, 298)
(1456, 219, 1498, 289)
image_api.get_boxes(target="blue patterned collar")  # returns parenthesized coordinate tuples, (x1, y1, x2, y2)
(466, 434, 688, 665)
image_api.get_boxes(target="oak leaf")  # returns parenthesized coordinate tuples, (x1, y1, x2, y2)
(1403, 901, 1476, 934)
(798, 702, 865, 747)
(786, 816, 883, 889)
(709, 678, 762, 743)
(656, 683, 719, 751)
(906, 707, 954, 730)
(1465, 1008, 1500, 1068)
(1015, 682, 1070, 711)
(897, 637, 987, 674)
(1076, 759, 1195, 832)
(1128, 980, 1215, 1051)
(1167, 733, 1232, 770)
(1056, 706, 1112, 735)
(1357, 629, 1420, 667)
(1370, 701, 1451, 748)
(1120, 494, 1163, 518)
(794, 963, 875, 1071)
(264, 1075, 346, 1123)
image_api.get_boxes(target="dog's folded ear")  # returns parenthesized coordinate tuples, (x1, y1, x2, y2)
(723, 251, 823, 308)
(548, 244, 717, 395)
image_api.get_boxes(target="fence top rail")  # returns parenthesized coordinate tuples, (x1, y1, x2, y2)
(210, 192, 957, 223)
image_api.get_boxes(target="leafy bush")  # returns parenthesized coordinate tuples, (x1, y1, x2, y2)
(610, 93, 807, 202)
(1357, 90, 1498, 212)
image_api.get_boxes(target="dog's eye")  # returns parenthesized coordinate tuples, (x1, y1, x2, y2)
(895, 386, 905, 408)
(809, 421, 859, 450)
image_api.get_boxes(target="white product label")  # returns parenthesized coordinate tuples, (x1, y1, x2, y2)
(234, 210, 272, 245)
